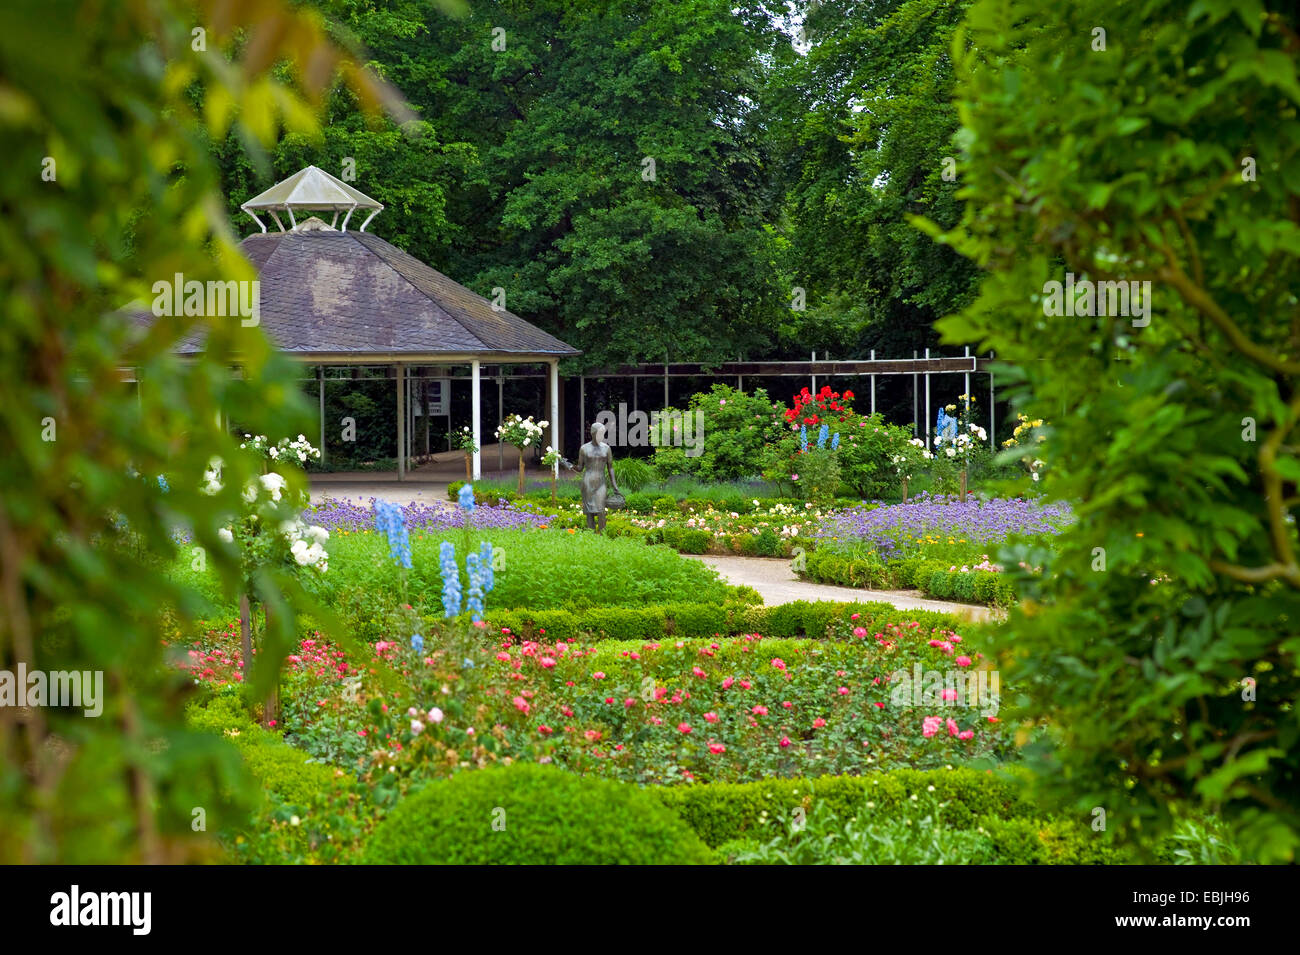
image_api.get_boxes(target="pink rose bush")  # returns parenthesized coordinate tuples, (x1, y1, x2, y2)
(240, 612, 1012, 789)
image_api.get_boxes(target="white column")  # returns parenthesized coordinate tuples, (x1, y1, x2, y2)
(471, 359, 482, 480)
(964, 346, 971, 417)
(549, 360, 560, 479)
(396, 363, 406, 481)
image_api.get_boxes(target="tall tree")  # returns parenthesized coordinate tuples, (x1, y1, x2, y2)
(770, 0, 979, 362)
(220, 0, 794, 369)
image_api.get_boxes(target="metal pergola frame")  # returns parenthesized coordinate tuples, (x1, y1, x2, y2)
(577, 347, 997, 451)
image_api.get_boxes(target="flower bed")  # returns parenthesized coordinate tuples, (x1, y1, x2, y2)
(816, 494, 1073, 563)
(795, 494, 1072, 604)
(306, 497, 549, 533)
(264, 610, 1013, 790)
(495, 498, 834, 557)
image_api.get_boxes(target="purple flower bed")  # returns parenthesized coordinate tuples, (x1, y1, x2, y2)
(817, 494, 1073, 560)
(305, 497, 551, 534)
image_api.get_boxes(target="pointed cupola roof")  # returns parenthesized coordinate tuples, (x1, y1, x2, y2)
(240, 165, 384, 233)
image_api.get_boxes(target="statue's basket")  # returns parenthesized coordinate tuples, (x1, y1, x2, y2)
(606, 491, 627, 511)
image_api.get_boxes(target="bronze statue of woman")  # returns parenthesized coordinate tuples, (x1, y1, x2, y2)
(570, 422, 621, 532)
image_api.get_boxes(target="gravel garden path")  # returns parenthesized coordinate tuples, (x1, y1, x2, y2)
(685, 554, 1000, 623)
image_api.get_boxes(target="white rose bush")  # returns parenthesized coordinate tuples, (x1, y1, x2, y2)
(453, 425, 479, 480)
(496, 413, 549, 493)
(204, 435, 330, 724)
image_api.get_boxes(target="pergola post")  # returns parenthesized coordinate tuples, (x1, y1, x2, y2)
(924, 347, 932, 451)
(963, 346, 971, 417)
(471, 358, 482, 480)
(396, 363, 406, 481)
(989, 350, 996, 448)
(318, 365, 326, 465)
(912, 349, 919, 437)
(869, 348, 876, 415)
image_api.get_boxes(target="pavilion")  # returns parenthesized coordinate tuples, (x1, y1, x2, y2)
(166, 165, 580, 480)
(137, 165, 996, 469)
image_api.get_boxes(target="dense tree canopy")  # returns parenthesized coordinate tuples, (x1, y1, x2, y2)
(210, 0, 981, 371)
(770, 0, 978, 360)
(214, 0, 798, 368)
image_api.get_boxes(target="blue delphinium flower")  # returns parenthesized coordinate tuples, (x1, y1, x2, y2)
(831, 432, 840, 451)
(458, 483, 476, 512)
(817, 424, 829, 449)
(411, 633, 425, 654)
(156, 475, 170, 493)
(373, 499, 412, 569)
(438, 541, 462, 617)
(934, 409, 957, 445)
(478, 541, 496, 594)
(465, 551, 485, 622)
(799, 425, 809, 453)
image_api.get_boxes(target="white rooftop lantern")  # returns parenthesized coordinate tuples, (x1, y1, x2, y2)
(240, 165, 384, 234)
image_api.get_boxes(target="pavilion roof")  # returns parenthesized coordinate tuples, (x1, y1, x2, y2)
(133, 166, 579, 362)
(212, 226, 579, 360)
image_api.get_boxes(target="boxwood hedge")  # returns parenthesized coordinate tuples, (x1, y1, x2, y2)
(362, 763, 715, 865)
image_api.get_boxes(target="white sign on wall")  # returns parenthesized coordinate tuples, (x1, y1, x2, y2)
(415, 378, 449, 416)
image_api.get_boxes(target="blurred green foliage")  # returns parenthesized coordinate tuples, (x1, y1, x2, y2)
(933, 0, 1300, 862)
(0, 0, 414, 862)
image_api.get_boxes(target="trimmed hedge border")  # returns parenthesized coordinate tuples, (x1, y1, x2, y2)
(654, 768, 1034, 847)
(186, 692, 341, 806)
(655, 769, 1139, 864)
(474, 598, 967, 644)
(802, 550, 1018, 609)
(185, 691, 374, 863)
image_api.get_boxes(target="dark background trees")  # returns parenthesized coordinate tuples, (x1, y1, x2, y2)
(211, 0, 981, 380)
